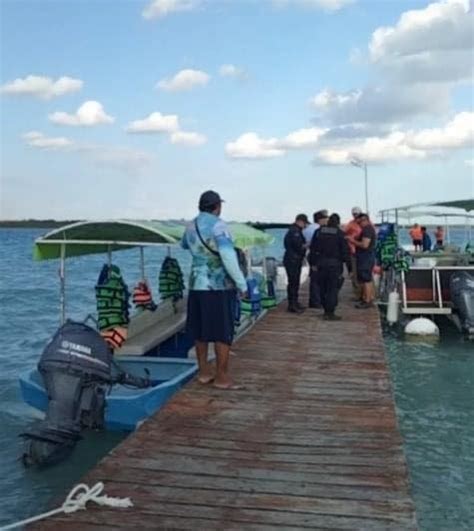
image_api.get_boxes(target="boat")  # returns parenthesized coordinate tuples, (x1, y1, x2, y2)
(20, 356, 198, 432)
(378, 199, 474, 336)
(19, 219, 275, 465)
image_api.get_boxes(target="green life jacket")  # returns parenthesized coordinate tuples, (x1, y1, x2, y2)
(95, 264, 130, 331)
(159, 257, 185, 301)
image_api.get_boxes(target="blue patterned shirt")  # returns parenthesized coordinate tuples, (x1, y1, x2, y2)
(181, 212, 247, 292)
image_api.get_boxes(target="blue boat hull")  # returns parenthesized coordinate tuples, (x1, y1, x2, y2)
(19, 357, 198, 431)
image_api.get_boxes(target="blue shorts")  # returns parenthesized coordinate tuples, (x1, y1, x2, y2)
(356, 254, 375, 283)
(186, 290, 237, 345)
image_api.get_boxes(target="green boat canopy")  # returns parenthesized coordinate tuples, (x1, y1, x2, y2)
(34, 220, 274, 261)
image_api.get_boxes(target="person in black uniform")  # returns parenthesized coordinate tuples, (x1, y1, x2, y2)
(309, 213, 351, 321)
(283, 213, 309, 313)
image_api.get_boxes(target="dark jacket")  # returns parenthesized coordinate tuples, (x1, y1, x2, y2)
(283, 224, 306, 264)
(309, 226, 351, 272)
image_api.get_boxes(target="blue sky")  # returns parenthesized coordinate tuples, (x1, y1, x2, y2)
(1, 0, 473, 222)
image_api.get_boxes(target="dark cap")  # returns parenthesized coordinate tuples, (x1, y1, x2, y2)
(199, 190, 224, 210)
(295, 213, 309, 224)
(315, 210, 329, 222)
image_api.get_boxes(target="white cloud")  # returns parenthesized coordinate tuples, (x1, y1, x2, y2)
(156, 69, 210, 92)
(407, 112, 474, 150)
(22, 131, 74, 150)
(1, 75, 83, 100)
(219, 64, 248, 80)
(279, 127, 328, 149)
(49, 101, 114, 126)
(87, 146, 153, 172)
(314, 132, 427, 165)
(226, 127, 327, 159)
(312, 112, 473, 165)
(369, 0, 473, 83)
(310, 88, 361, 111)
(226, 133, 285, 159)
(142, 0, 199, 19)
(22, 131, 152, 173)
(126, 111, 206, 147)
(170, 131, 207, 146)
(310, 85, 450, 125)
(273, 0, 354, 12)
(310, 0, 473, 131)
(126, 112, 179, 133)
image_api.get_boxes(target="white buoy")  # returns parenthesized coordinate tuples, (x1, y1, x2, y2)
(404, 317, 440, 336)
(386, 291, 400, 324)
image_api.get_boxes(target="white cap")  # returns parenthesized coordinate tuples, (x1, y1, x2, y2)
(351, 206, 362, 216)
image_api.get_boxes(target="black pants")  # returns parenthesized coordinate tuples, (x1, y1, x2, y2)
(308, 269, 321, 307)
(284, 260, 302, 306)
(317, 265, 341, 315)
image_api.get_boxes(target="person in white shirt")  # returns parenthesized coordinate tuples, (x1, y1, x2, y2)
(303, 212, 320, 244)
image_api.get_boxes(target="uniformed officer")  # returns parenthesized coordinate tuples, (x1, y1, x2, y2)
(283, 213, 309, 313)
(309, 213, 351, 320)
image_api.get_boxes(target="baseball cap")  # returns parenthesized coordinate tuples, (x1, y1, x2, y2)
(351, 206, 362, 216)
(199, 190, 224, 210)
(296, 213, 309, 224)
(315, 210, 329, 222)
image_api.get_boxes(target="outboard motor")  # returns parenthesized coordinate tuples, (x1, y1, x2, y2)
(450, 272, 474, 336)
(21, 321, 113, 467)
(264, 257, 278, 282)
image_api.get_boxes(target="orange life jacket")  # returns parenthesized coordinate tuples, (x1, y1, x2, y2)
(101, 326, 128, 350)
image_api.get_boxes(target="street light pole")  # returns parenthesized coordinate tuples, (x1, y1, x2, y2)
(350, 157, 369, 214)
(363, 161, 369, 215)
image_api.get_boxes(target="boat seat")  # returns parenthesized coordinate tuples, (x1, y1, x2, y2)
(116, 298, 187, 356)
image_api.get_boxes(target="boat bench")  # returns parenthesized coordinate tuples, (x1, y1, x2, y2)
(115, 299, 187, 356)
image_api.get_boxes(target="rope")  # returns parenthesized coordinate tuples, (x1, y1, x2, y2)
(0, 482, 133, 530)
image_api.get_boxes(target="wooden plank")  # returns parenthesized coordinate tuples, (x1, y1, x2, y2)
(31, 282, 417, 530)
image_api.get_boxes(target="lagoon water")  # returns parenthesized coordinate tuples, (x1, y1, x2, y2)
(0, 227, 473, 529)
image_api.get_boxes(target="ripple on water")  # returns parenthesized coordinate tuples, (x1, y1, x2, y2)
(384, 326, 474, 530)
(1, 228, 473, 529)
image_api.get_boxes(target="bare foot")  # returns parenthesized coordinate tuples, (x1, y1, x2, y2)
(213, 377, 244, 390)
(197, 371, 214, 384)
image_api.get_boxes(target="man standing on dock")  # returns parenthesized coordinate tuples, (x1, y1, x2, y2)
(283, 213, 309, 313)
(347, 213, 377, 309)
(344, 206, 363, 301)
(309, 213, 351, 320)
(181, 190, 248, 390)
(304, 211, 329, 309)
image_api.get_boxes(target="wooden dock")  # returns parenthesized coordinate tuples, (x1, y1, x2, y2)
(34, 284, 417, 530)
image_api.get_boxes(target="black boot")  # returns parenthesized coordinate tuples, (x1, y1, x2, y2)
(287, 302, 304, 314)
(323, 312, 342, 321)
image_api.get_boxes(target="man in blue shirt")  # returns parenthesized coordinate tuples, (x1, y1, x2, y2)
(182, 191, 247, 390)
(421, 227, 432, 252)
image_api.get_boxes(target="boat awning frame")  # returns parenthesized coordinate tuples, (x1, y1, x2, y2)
(34, 220, 180, 261)
(379, 198, 474, 219)
(34, 219, 275, 261)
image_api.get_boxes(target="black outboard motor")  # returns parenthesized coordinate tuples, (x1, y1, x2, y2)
(21, 321, 113, 467)
(450, 272, 474, 336)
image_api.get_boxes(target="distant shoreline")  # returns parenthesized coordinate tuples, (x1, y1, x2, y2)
(0, 219, 469, 229)
(0, 220, 80, 228)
